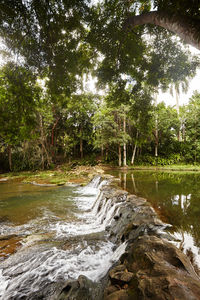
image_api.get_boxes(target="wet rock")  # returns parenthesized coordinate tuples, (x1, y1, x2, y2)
(110, 271, 134, 285)
(31, 181, 57, 187)
(0, 235, 21, 259)
(100, 182, 200, 300)
(0, 177, 8, 182)
(121, 235, 200, 299)
(104, 289, 129, 300)
(109, 265, 134, 286)
(0, 234, 17, 241)
(104, 285, 119, 296)
(56, 275, 103, 300)
(127, 194, 146, 206)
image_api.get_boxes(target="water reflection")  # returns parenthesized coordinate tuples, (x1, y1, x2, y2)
(107, 170, 200, 272)
(0, 182, 77, 225)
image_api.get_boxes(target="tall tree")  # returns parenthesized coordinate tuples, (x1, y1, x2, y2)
(93, 102, 131, 166)
(184, 91, 200, 163)
(128, 89, 153, 164)
(0, 62, 41, 170)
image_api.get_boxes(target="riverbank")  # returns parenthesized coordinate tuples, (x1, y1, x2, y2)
(103, 163, 200, 172)
(0, 164, 106, 186)
(1, 162, 200, 186)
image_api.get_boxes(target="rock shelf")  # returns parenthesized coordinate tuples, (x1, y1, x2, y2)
(55, 182, 200, 300)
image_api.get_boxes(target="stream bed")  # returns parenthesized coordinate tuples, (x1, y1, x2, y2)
(0, 177, 125, 300)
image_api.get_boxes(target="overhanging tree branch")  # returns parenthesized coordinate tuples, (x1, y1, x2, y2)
(125, 11, 200, 50)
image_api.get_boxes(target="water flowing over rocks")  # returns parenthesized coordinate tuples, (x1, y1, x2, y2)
(1, 175, 200, 299)
(57, 179, 200, 300)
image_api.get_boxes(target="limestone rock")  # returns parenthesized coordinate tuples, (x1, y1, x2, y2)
(123, 235, 200, 299)
(109, 265, 134, 285)
(104, 289, 129, 300)
(56, 275, 103, 300)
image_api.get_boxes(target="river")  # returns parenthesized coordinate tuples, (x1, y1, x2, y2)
(1, 170, 200, 299)
(107, 169, 200, 274)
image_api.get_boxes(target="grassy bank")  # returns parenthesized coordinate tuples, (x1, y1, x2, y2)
(0, 164, 105, 186)
(127, 164, 200, 172)
(1, 163, 200, 186)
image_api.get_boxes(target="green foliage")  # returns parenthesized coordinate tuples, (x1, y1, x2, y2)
(135, 153, 182, 166)
(0, 62, 40, 145)
(93, 101, 131, 153)
(0, 1, 199, 171)
(154, 0, 200, 20)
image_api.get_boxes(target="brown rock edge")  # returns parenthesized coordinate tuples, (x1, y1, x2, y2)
(52, 180, 200, 300)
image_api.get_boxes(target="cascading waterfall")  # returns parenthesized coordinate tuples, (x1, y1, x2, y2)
(0, 176, 127, 300)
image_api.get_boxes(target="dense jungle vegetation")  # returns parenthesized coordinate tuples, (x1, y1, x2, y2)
(0, 0, 200, 171)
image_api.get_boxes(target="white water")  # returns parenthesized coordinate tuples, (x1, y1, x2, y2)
(0, 176, 127, 300)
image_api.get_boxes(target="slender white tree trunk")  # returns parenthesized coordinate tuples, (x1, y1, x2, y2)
(118, 144, 122, 167)
(131, 130, 139, 165)
(123, 114, 127, 166)
(118, 116, 122, 167)
(175, 89, 181, 142)
(101, 145, 104, 158)
(155, 94, 158, 157)
(123, 173, 127, 189)
(39, 114, 51, 168)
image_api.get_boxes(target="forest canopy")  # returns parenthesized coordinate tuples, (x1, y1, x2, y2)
(0, 0, 200, 171)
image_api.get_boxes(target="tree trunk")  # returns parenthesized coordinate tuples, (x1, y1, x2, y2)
(155, 94, 158, 157)
(175, 89, 181, 142)
(131, 144, 137, 165)
(105, 146, 108, 161)
(8, 145, 12, 171)
(118, 116, 122, 167)
(182, 121, 186, 142)
(155, 133, 158, 157)
(80, 138, 83, 159)
(131, 130, 139, 165)
(101, 145, 104, 158)
(118, 144, 122, 167)
(39, 114, 51, 169)
(123, 114, 127, 167)
(125, 11, 200, 50)
(51, 117, 60, 159)
(80, 126, 83, 159)
(123, 173, 127, 190)
(155, 134, 158, 157)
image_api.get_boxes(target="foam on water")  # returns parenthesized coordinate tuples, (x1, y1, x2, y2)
(0, 270, 9, 299)
(0, 240, 126, 300)
(50, 192, 123, 238)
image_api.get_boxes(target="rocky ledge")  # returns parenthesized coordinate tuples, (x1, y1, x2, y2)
(53, 182, 200, 300)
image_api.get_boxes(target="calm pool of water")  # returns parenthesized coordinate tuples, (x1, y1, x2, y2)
(0, 181, 78, 225)
(107, 169, 200, 272)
